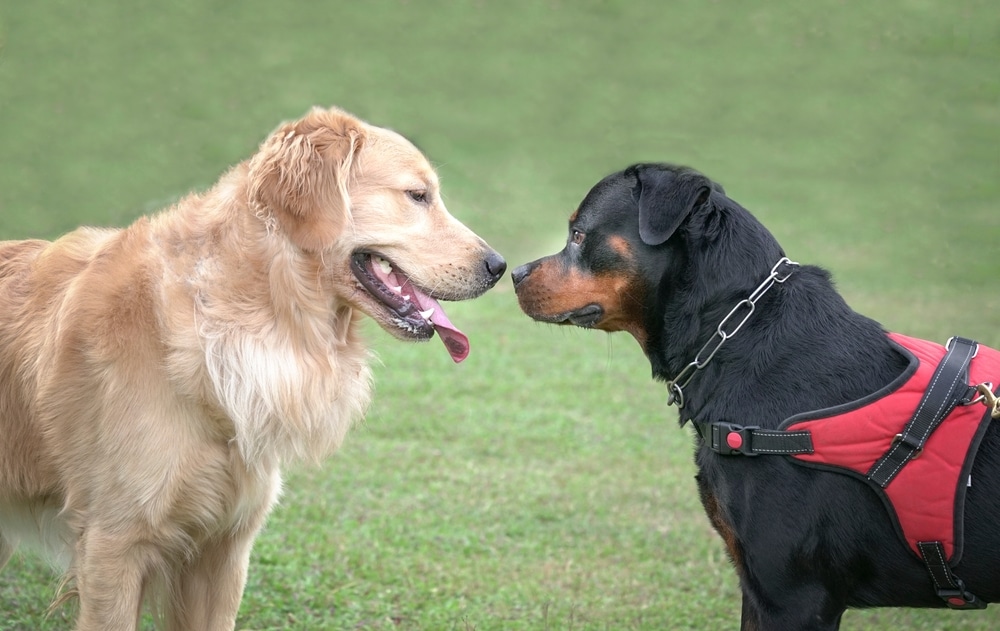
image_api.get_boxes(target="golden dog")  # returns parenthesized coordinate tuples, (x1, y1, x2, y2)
(0, 106, 505, 630)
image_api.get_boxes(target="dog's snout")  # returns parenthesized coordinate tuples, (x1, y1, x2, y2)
(511, 261, 536, 288)
(484, 250, 507, 283)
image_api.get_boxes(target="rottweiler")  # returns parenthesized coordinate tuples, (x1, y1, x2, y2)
(512, 163, 999, 630)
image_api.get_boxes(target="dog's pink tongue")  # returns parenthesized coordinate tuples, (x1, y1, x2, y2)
(407, 288, 469, 363)
(427, 302, 470, 363)
(380, 265, 471, 363)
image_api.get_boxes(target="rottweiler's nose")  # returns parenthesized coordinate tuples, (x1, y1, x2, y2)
(511, 261, 536, 288)
(484, 250, 507, 284)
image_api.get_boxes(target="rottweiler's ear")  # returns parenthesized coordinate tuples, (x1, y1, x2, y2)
(634, 166, 713, 246)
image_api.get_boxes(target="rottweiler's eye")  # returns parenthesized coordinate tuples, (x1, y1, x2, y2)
(571, 230, 585, 245)
(406, 190, 429, 204)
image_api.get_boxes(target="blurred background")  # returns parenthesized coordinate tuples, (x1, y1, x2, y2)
(1, 1, 997, 629)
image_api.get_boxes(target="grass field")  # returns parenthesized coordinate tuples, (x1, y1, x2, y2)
(1, 1, 998, 629)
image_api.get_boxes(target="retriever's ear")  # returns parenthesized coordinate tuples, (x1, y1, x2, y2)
(633, 165, 713, 246)
(248, 107, 366, 251)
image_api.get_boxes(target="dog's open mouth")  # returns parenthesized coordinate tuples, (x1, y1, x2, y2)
(350, 252, 470, 363)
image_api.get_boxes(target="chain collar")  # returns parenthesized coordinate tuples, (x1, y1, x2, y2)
(667, 257, 800, 408)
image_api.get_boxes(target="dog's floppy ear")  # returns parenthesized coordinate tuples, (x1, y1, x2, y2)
(633, 165, 714, 246)
(248, 107, 366, 251)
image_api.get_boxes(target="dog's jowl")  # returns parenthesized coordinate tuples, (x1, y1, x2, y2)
(513, 163, 998, 630)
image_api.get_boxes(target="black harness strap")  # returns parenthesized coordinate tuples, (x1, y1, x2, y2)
(876, 336, 990, 610)
(693, 421, 813, 456)
(868, 337, 979, 487)
(917, 541, 987, 610)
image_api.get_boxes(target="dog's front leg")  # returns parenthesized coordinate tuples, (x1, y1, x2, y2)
(738, 583, 846, 631)
(73, 529, 150, 631)
(739, 589, 776, 631)
(167, 528, 257, 631)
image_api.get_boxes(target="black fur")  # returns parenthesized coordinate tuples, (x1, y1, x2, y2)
(513, 163, 999, 630)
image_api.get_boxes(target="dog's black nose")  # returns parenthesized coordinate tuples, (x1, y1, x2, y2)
(511, 262, 535, 287)
(485, 250, 507, 283)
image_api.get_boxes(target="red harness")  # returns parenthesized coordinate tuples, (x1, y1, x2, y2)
(695, 333, 999, 609)
(786, 334, 998, 560)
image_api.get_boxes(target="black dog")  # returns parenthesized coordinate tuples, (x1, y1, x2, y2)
(512, 163, 999, 630)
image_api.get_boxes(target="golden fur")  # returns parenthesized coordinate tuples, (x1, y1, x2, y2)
(0, 106, 503, 630)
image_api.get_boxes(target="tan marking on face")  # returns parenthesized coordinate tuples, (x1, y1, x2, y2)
(607, 235, 632, 260)
(514, 256, 648, 346)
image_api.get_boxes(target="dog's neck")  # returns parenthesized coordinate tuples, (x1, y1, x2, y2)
(651, 264, 905, 428)
(148, 167, 374, 468)
(657, 257, 799, 409)
(638, 200, 906, 427)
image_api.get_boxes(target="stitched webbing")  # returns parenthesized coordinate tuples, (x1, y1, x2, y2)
(868, 337, 978, 487)
(694, 421, 813, 456)
(917, 541, 986, 609)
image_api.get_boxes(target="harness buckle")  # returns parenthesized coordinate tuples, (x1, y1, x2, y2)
(892, 432, 923, 458)
(712, 423, 759, 456)
(937, 581, 988, 610)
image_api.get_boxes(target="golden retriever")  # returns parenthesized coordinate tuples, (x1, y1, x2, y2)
(0, 106, 505, 630)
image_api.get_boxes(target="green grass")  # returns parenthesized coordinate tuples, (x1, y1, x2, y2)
(1, 1, 999, 629)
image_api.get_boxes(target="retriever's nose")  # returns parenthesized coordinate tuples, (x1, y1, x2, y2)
(484, 250, 507, 284)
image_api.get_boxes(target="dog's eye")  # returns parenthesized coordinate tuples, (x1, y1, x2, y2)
(571, 230, 585, 245)
(406, 190, 429, 204)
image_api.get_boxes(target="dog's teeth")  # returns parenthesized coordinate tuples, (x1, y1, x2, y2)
(403, 295, 411, 301)
(375, 257, 392, 275)
(419, 308, 435, 320)
(391, 286, 402, 294)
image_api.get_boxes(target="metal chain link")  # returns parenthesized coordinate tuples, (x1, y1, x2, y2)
(667, 257, 800, 408)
